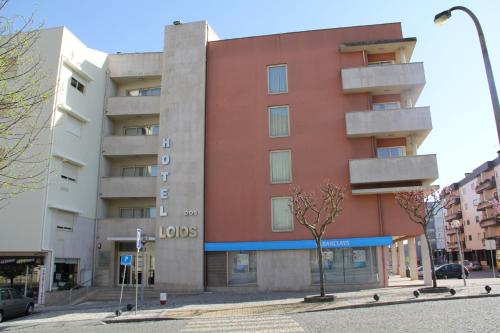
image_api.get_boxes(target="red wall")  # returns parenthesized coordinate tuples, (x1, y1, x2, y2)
(205, 23, 421, 243)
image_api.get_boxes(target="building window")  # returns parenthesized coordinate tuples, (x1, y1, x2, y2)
(466, 220, 470, 225)
(61, 162, 78, 182)
(310, 247, 378, 284)
(268, 106, 290, 137)
(376, 146, 405, 158)
(123, 124, 159, 136)
(121, 165, 157, 177)
(475, 216, 480, 223)
(468, 235, 472, 241)
(127, 87, 161, 97)
(53, 210, 75, 231)
(70, 77, 85, 93)
(267, 64, 287, 94)
(119, 207, 156, 218)
(367, 60, 394, 66)
(465, 203, 468, 210)
(270, 150, 291, 183)
(227, 251, 257, 285)
(372, 102, 400, 111)
(65, 115, 82, 137)
(271, 197, 293, 232)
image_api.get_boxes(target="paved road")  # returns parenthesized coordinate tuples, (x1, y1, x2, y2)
(2, 297, 498, 333)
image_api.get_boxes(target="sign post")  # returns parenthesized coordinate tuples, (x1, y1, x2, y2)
(135, 228, 142, 315)
(485, 240, 497, 278)
(37, 265, 46, 305)
(118, 255, 132, 315)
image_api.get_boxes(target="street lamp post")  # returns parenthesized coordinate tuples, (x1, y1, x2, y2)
(435, 6, 500, 145)
(451, 219, 467, 286)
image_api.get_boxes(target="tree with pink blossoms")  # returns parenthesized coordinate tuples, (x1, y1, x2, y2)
(395, 189, 445, 288)
(291, 182, 345, 299)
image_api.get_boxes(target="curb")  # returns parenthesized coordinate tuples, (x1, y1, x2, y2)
(102, 292, 500, 324)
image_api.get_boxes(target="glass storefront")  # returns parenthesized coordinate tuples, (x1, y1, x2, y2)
(228, 251, 257, 285)
(310, 247, 379, 284)
(53, 258, 79, 290)
(0, 256, 43, 298)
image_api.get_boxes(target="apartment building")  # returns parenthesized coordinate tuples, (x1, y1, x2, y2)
(443, 154, 500, 269)
(1, 21, 439, 294)
(0, 27, 107, 294)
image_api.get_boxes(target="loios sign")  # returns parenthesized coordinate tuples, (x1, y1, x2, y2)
(158, 137, 199, 239)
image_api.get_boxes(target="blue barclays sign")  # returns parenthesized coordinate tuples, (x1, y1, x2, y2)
(204, 236, 392, 252)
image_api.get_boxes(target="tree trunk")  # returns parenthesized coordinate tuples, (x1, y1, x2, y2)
(423, 229, 437, 288)
(316, 238, 325, 297)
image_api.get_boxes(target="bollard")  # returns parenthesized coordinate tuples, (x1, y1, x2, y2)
(160, 292, 168, 305)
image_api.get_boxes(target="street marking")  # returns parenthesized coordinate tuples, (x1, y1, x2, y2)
(182, 315, 304, 333)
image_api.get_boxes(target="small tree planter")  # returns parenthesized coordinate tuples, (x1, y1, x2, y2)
(418, 286, 450, 293)
(304, 294, 335, 303)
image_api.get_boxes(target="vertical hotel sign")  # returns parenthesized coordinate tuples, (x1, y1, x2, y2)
(158, 137, 198, 239)
(159, 137, 171, 218)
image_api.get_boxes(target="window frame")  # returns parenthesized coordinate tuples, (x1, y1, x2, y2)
(268, 105, 290, 138)
(372, 101, 401, 111)
(271, 196, 293, 232)
(376, 146, 406, 159)
(119, 207, 156, 219)
(123, 124, 159, 136)
(269, 149, 292, 184)
(70, 76, 85, 94)
(267, 64, 288, 95)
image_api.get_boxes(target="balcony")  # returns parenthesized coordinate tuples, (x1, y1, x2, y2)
(476, 200, 493, 211)
(479, 216, 500, 228)
(97, 218, 156, 239)
(444, 211, 462, 222)
(341, 62, 425, 102)
(102, 135, 158, 157)
(345, 107, 431, 145)
(446, 196, 461, 208)
(475, 177, 496, 193)
(107, 96, 160, 118)
(108, 52, 162, 82)
(348, 154, 438, 194)
(100, 177, 156, 199)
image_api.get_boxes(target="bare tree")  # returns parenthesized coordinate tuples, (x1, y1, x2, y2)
(0, 0, 51, 204)
(395, 189, 445, 288)
(291, 182, 344, 298)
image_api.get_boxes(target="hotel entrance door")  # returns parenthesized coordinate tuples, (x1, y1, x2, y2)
(117, 244, 155, 287)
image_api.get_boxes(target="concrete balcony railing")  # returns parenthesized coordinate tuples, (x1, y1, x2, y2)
(97, 218, 156, 239)
(108, 52, 162, 80)
(445, 210, 463, 222)
(102, 135, 158, 157)
(479, 216, 500, 228)
(445, 196, 461, 209)
(341, 62, 425, 102)
(476, 200, 493, 211)
(107, 96, 160, 117)
(100, 176, 156, 199)
(348, 154, 438, 194)
(345, 107, 431, 143)
(475, 177, 496, 194)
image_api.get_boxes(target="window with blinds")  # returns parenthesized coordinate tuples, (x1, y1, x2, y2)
(271, 197, 293, 232)
(53, 209, 75, 231)
(270, 150, 291, 184)
(267, 64, 288, 94)
(61, 162, 78, 182)
(268, 106, 289, 137)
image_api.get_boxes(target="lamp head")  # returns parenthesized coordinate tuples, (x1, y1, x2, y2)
(434, 10, 452, 25)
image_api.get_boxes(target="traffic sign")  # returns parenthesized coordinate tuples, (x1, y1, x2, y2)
(120, 255, 132, 266)
(137, 228, 142, 250)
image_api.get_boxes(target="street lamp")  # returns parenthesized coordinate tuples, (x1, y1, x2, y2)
(435, 6, 500, 145)
(451, 219, 467, 286)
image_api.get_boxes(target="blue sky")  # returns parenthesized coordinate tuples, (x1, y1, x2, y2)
(7, 0, 500, 188)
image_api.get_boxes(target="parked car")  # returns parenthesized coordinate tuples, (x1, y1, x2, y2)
(435, 264, 469, 279)
(0, 288, 34, 323)
(463, 260, 482, 271)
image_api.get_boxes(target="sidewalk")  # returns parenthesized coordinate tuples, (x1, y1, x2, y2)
(4, 276, 499, 327)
